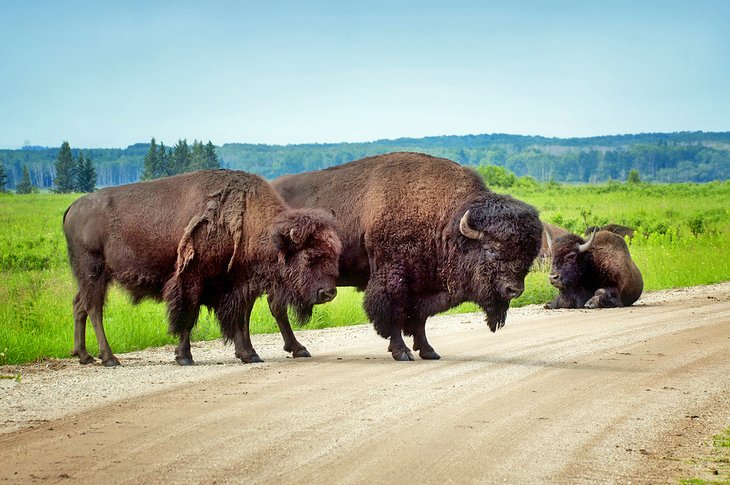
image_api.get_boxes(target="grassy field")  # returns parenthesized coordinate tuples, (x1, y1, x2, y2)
(1, 181, 729, 366)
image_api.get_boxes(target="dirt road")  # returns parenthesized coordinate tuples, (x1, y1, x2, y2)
(1, 283, 729, 483)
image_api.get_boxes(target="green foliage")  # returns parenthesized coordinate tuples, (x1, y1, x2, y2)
(476, 164, 517, 187)
(627, 168, 641, 184)
(141, 137, 219, 180)
(15, 166, 34, 194)
(75, 151, 96, 192)
(680, 427, 730, 484)
(688, 214, 706, 237)
(0, 162, 8, 193)
(141, 137, 161, 180)
(53, 141, 76, 193)
(1, 132, 728, 190)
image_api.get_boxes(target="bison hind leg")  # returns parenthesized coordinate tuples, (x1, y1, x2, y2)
(71, 292, 95, 365)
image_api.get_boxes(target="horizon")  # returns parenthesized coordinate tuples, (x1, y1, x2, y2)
(2, 128, 730, 151)
(2, 1, 729, 149)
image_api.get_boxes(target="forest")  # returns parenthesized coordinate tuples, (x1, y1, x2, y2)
(1, 131, 728, 190)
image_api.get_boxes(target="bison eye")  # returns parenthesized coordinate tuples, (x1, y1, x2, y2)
(482, 246, 498, 259)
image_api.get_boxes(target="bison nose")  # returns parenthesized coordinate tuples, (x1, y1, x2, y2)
(317, 287, 337, 303)
(502, 284, 524, 300)
(549, 273, 560, 283)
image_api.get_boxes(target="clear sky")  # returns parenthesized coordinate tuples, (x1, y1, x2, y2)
(1, 0, 728, 148)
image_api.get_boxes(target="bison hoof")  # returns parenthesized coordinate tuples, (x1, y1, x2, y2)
(240, 354, 264, 364)
(392, 349, 415, 361)
(102, 357, 121, 367)
(77, 355, 96, 365)
(584, 298, 599, 309)
(292, 348, 311, 358)
(419, 349, 441, 360)
(176, 357, 195, 366)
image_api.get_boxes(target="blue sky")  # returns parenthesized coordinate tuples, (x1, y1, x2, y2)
(1, 0, 728, 148)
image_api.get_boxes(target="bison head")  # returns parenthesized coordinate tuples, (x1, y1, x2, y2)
(454, 195, 542, 332)
(546, 229, 596, 290)
(271, 208, 342, 323)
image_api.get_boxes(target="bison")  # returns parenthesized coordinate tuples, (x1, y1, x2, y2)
(270, 152, 543, 361)
(544, 229, 643, 309)
(584, 223, 635, 241)
(63, 170, 341, 366)
(539, 222, 571, 259)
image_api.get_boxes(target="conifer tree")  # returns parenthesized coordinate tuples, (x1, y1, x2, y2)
(189, 140, 207, 171)
(171, 139, 190, 175)
(0, 162, 8, 193)
(75, 151, 85, 191)
(76, 151, 97, 192)
(204, 141, 219, 170)
(16, 165, 33, 194)
(142, 137, 160, 180)
(159, 142, 170, 177)
(53, 141, 76, 193)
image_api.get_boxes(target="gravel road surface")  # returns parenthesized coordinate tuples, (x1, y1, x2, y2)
(1, 283, 729, 483)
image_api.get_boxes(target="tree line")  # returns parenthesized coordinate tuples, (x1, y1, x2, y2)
(141, 138, 219, 180)
(1, 131, 728, 191)
(0, 138, 219, 194)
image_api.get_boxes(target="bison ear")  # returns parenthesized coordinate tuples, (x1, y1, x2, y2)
(272, 224, 308, 260)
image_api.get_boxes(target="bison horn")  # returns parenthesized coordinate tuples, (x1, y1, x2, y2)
(289, 228, 301, 245)
(459, 210, 484, 240)
(578, 228, 597, 253)
(544, 228, 553, 254)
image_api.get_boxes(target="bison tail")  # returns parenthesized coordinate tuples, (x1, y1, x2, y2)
(163, 277, 201, 336)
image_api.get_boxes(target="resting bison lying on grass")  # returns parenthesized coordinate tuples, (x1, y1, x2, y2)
(544, 229, 643, 309)
(272, 152, 543, 361)
(63, 170, 341, 366)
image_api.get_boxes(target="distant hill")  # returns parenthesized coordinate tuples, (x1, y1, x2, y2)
(1, 131, 728, 190)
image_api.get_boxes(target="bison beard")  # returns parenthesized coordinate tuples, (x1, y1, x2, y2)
(484, 299, 510, 332)
(292, 303, 314, 325)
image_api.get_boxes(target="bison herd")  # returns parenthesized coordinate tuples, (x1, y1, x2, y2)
(63, 152, 642, 366)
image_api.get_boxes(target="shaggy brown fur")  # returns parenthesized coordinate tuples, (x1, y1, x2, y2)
(585, 223, 635, 241)
(63, 170, 341, 366)
(545, 230, 643, 309)
(271, 152, 543, 361)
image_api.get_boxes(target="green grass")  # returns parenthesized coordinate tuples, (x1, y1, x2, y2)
(1, 181, 730, 365)
(680, 427, 730, 484)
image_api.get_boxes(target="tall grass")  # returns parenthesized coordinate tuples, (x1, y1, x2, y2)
(1, 181, 729, 365)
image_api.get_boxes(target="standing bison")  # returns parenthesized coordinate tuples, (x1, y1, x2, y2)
(544, 229, 643, 309)
(271, 152, 543, 361)
(63, 170, 341, 366)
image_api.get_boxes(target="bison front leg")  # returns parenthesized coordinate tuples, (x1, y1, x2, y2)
(585, 287, 623, 309)
(412, 326, 440, 360)
(364, 267, 414, 361)
(406, 315, 440, 360)
(267, 294, 311, 358)
(174, 328, 194, 366)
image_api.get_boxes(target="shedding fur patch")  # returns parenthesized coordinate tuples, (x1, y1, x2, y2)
(173, 186, 248, 277)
